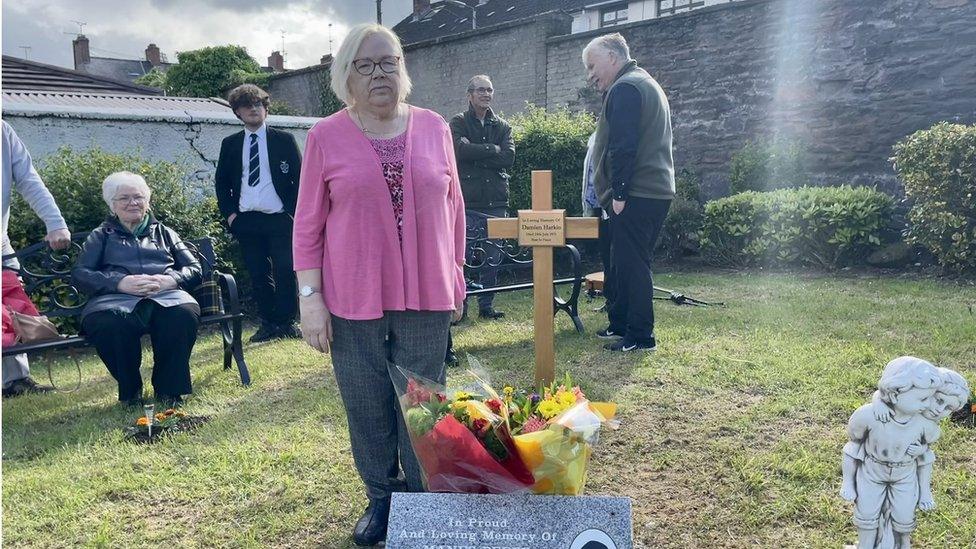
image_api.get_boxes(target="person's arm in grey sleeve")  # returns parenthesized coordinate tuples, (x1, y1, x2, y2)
(606, 83, 642, 202)
(8, 128, 67, 234)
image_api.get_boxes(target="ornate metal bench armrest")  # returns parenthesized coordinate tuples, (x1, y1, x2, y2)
(213, 271, 242, 316)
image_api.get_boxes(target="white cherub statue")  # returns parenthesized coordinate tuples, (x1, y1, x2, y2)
(841, 357, 971, 549)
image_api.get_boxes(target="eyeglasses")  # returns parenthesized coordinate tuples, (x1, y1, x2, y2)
(352, 56, 400, 76)
(469, 87, 494, 95)
(113, 195, 148, 204)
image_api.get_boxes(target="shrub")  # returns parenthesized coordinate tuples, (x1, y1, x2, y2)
(729, 138, 808, 194)
(508, 105, 595, 216)
(8, 147, 229, 266)
(657, 197, 703, 260)
(700, 186, 894, 269)
(892, 122, 976, 273)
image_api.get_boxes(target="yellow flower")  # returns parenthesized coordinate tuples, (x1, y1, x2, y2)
(537, 398, 561, 419)
(454, 391, 472, 401)
(503, 386, 515, 396)
(556, 391, 577, 408)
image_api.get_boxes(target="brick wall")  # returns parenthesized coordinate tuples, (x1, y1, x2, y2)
(547, 0, 976, 195)
(403, 12, 572, 119)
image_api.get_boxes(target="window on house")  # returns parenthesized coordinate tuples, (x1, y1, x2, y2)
(657, 0, 706, 16)
(600, 4, 628, 27)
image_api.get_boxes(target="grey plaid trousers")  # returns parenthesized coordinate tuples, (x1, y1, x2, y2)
(330, 310, 451, 500)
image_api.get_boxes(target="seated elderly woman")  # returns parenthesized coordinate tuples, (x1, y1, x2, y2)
(72, 171, 202, 406)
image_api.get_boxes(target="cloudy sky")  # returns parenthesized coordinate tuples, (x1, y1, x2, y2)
(2, 0, 413, 70)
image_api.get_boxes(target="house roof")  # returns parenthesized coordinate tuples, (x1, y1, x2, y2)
(1, 55, 162, 95)
(83, 56, 172, 83)
(393, 0, 588, 45)
(2, 90, 230, 112)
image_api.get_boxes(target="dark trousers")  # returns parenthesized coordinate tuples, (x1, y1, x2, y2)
(232, 211, 297, 327)
(82, 301, 199, 401)
(606, 197, 671, 344)
(466, 207, 507, 311)
(330, 310, 451, 500)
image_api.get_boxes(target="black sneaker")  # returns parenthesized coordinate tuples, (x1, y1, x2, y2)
(2, 376, 54, 398)
(249, 323, 279, 343)
(596, 327, 623, 340)
(277, 323, 302, 339)
(604, 337, 657, 352)
(478, 308, 505, 320)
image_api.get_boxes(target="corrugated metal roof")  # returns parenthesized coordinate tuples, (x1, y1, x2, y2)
(2, 90, 231, 112)
(1, 55, 163, 95)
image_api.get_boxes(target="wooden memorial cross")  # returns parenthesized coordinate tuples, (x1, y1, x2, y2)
(487, 170, 599, 385)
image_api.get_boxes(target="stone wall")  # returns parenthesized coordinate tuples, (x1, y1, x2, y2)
(3, 109, 316, 188)
(546, 0, 976, 195)
(402, 0, 976, 196)
(267, 65, 329, 117)
(403, 12, 572, 119)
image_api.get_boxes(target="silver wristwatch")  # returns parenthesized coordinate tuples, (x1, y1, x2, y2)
(299, 285, 320, 298)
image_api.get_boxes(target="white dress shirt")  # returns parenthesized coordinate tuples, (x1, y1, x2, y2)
(239, 124, 284, 214)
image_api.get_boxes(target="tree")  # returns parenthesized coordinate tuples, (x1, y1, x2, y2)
(162, 45, 266, 97)
(134, 68, 167, 89)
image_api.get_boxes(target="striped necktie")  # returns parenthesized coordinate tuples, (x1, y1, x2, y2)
(247, 133, 260, 187)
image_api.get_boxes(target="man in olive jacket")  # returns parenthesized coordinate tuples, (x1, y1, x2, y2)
(449, 75, 515, 319)
(585, 33, 674, 352)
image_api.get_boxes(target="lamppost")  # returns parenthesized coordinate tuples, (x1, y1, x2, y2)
(441, 0, 476, 30)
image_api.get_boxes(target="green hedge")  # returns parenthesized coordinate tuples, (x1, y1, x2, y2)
(8, 147, 228, 264)
(508, 105, 595, 215)
(700, 186, 894, 268)
(729, 138, 808, 194)
(892, 122, 976, 273)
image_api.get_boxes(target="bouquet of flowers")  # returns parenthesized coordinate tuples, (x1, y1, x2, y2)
(504, 373, 618, 495)
(393, 367, 535, 494)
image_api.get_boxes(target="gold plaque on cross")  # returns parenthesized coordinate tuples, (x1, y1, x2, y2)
(517, 210, 566, 247)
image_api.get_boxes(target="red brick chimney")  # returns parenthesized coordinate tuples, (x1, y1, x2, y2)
(268, 51, 284, 72)
(145, 43, 162, 67)
(413, 0, 431, 20)
(72, 35, 90, 70)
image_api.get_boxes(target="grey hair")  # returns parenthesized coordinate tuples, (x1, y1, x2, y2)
(582, 32, 631, 63)
(102, 171, 151, 210)
(467, 74, 492, 92)
(330, 23, 412, 107)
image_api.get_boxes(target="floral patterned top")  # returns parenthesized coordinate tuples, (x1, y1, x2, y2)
(369, 131, 407, 243)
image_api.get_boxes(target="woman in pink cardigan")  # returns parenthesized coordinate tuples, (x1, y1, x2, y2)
(292, 24, 465, 546)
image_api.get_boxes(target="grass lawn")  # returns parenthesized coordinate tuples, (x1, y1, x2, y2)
(2, 271, 975, 548)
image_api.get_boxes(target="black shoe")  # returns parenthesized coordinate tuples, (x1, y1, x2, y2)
(596, 327, 623, 340)
(157, 394, 184, 407)
(2, 376, 54, 398)
(605, 337, 657, 352)
(353, 496, 391, 546)
(478, 308, 505, 320)
(249, 324, 279, 343)
(277, 323, 302, 339)
(445, 349, 459, 367)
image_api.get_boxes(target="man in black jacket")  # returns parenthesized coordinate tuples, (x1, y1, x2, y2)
(215, 84, 301, 342)
(449, 75, 515, 319)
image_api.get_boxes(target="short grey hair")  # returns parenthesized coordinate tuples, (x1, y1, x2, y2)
(102, 171, 151, 209)
(467, 74, 492, 92)
(582, 32, 631, 63)
(330, 23, 412, 107)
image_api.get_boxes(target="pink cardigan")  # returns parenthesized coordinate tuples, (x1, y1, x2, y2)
(293, 107, 466, 320)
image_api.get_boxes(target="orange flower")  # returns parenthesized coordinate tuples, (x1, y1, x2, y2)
(164, 409, 176, 417)
(136, 417, 150, 426)
(155, 413, 166, 421)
